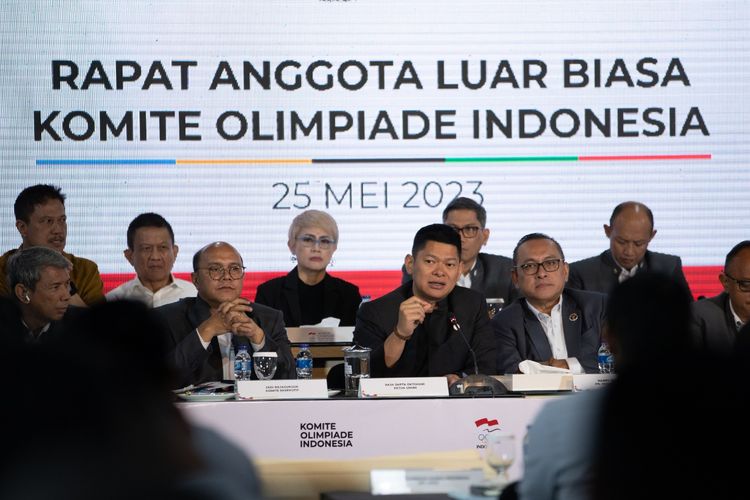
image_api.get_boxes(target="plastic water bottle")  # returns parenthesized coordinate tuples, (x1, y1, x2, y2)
(597, 341, 614, 374)
(296, 344, 313, 379)
(234, 345, 252, 381)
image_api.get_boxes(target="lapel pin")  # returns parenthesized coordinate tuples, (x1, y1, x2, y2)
(569, 313, 579, 322)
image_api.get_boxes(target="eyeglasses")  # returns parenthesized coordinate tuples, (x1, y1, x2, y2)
(516, 258, 563, 275)
(449, 225, 481, 238)
(296, 235, 336, 250)
(199, 264, 245, 281)
(724, 272, 750, 292)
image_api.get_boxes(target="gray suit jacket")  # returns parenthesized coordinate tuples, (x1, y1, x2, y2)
(401, 252, 517, 304)
(568, 249, 691, 297)
(492, 288, 607, 374)
(691, 292, 739, 354)
(155, 296, 294, 388)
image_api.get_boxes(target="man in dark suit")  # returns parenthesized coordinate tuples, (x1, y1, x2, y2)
(691, 240, 750, 354)
(355, 224, 494, 384)
(492, 233, 606, 374)
(568, 201, 691, 297)
(401, 197, 516, 305)
(0, 246, 80, 343)
(155, 242, 294, 388)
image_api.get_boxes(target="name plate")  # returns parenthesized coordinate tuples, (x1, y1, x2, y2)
(371, 468, 484, 495)
(572, 373, 616, 391)
(359, 377, 449, 398)
(236, 379, 328, 400)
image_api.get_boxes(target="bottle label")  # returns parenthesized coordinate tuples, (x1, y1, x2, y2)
(296, 358, 313, 370)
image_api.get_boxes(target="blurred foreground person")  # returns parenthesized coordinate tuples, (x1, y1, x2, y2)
(255, 209, 361, 326)
(0, 300, 261, 500)
(519, 273, 695, 500)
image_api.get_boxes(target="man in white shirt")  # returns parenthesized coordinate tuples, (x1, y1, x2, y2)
(106, 213, 196, 308)
(492, 233, 606, 374)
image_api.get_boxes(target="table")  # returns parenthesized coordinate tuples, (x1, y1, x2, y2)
(180, 395, 557, 498)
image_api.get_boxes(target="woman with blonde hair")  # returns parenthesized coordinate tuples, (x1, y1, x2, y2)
(255, 210, 361, 326)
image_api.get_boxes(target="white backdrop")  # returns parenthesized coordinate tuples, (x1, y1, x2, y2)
(1, 0, 748, 296)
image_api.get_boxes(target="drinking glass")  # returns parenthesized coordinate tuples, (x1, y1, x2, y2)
(471, 432, 516, 496)
(252, 351, 278, 380)
(485, 432, 516, 485)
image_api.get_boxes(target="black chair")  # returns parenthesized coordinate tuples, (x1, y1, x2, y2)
(326, 362, 345, 390)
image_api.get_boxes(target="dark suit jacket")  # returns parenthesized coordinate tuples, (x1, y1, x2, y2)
(492, 288, 607, 374)
(154, 296, 294, 388)
(254, 268, 361, 326)
(353, 283, 495, 377)
(0, 297, 83, 345)
(568, 249, 692, 297)
(691, 292, 740, 354)
(401, 252, 517, 304)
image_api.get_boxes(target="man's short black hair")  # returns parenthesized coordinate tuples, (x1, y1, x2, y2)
(512, 233, 565, 265)
(442, 197, 487, 228)
(14, 185, 66, 223)
(126, 213, 175, 249)
(609, 201, 654, 230)
(725, 240, 750, 270)
(411, 223, 461, 258)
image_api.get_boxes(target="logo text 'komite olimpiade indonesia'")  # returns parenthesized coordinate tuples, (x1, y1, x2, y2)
(474, 417, 500, 449)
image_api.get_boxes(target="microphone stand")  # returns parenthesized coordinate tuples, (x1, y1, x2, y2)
(448, 314, 507, 397)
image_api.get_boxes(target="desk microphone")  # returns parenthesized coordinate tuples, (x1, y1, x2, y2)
(448, 312, 507, 397)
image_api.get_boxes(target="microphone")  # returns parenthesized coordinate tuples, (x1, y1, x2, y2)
(447, 312, 507, 397)
(449, 313, 479, 375)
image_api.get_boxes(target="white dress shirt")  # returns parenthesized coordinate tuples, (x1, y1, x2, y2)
(456, 260, 477, 289)
(197, 331, 266, 380)
(526, 296, 583, 373)
(106, 275, 197, 308)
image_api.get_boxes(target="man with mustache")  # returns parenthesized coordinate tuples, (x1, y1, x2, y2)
(0, 184, 103, 306)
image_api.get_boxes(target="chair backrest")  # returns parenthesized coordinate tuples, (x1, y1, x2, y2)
(326, 362, 345, 390)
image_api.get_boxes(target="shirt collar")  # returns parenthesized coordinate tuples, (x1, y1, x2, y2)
(729, 299, 745, 331)
(525, 294, 563, 319)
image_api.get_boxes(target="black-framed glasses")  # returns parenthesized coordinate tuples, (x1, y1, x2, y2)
(199, 264, 245, 281)
(516, 258, 563, 275)
(724, 272, 750, 292)
(296, 235, 336, 250)
(449, 225, 481, 238)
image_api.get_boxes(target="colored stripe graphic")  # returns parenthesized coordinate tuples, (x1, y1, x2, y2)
(36, 154, 711, 166)
(475, 418, 499, 427)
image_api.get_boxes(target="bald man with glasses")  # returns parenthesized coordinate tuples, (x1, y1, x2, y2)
(154, 241, 294, 388)
(491, 233, 607, 374)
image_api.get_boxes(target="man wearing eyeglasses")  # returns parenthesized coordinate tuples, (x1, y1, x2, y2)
(492, 233, 606, 374)
(568, 201, 691, 297)
(691, 241, 750, 354)
(154, 241, 294, 388)
(401, 197, 516, 304)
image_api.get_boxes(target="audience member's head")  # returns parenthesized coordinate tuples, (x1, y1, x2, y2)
(192, 242, 245, 308)
(13, 184, 68, 252)
(124, 212, 180, 289)
(605, 271, 693, 373)
(603, 201, 656, 270)
(719, 240, 750, 324)
(511, 233, 567, 311)
(7, 246, 72, 330)
(405, 224, 461, 303)
(441, 197, 489, 266)
(0, 300, 205, 500)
